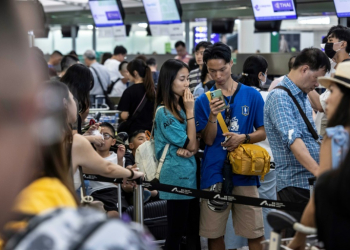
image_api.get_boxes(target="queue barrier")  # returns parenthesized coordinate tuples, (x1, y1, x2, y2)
(83, 174, 307, 225)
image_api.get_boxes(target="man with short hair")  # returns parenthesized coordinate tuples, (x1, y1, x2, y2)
(174, 41, 192, 64)
(146, 58, 159, 87)
(264, 48, 331, 236)
(324, 26, 350, 66)
(110, 61, 130, 97)
(47, 50, 63, 69)
(59, 54, 79, 78)
(84, 49, 110, 100)
(195, 42, 266, 250)
(104, 45, 127, 83)
(189, 41, 212, 93)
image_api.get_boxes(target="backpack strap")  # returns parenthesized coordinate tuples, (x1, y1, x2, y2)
(205, 91, 229, 134)
(155, 144, 170, 180)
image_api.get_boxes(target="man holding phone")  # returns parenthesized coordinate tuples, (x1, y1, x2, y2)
(195, 42, 266, 250)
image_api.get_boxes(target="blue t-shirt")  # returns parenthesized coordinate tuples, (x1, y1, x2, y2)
(195, 82, 265, 189)
(154, 107, 197, 200)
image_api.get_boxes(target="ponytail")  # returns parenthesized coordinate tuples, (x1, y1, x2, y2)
(144, 65, 155, 101)
(127, 59, 155, 101)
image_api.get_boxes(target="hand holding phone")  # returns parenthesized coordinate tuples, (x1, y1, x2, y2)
(210, 89, 229, 111)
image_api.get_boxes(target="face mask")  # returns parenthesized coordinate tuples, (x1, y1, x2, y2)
(260, 73, 267, 86)
(324, 41, 343, 59)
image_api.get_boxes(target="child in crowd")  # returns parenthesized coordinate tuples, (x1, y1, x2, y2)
(89, 122, 125, 217)
(125, 130, 158, 200)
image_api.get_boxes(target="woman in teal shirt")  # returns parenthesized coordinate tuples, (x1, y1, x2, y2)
(154, 59, 198, 250)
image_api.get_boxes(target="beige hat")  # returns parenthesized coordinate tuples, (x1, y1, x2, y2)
(318, 61, 350, 89)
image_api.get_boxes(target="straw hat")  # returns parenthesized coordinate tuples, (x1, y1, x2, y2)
(318, 61, 350, 89)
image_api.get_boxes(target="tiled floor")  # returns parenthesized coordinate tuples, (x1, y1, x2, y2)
(200, 237, 248, 250)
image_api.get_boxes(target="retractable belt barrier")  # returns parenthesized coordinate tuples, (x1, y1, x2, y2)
(82, 174, 306, 212)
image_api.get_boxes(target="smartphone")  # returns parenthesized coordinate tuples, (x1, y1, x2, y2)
(210, 89, 229, 110)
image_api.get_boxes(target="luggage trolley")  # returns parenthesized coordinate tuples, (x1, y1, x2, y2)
(261, 210, 323, 250)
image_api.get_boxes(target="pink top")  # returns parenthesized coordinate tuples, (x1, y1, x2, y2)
(174, 54, 193, 65)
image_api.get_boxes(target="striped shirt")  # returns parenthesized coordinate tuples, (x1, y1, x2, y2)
(189, 68, 201, 93)
(264, 76, 320, 192)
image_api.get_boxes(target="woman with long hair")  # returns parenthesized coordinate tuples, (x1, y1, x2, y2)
(288, 61, 350, 249)
(60, 63, 94, 134)
(223, 55, 275, 249)
(117, 59, 155, 135)
(154, 59, 198, 250)
(14, 81, 79, 215)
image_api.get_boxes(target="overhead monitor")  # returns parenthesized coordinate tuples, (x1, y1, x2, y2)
(89, 0, 124, 27)
(143, 0, 182, 25)
(251, 0, 297, 21)
(193, 27, 220, 47)
(333, 0, 350, 18)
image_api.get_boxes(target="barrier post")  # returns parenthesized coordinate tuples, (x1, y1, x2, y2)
(118, 183, 122, 216)
(133, 178, 144, 226)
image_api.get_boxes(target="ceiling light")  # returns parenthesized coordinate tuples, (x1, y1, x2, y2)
(138, 23, 148, 28)
(87, 25, 94, 29)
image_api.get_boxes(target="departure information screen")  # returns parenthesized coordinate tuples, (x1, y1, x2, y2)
(251, 0, 297, 21)
(89, 0, 124, 27)
(143, 0, 181, 25)
(334, 0, 350, 18)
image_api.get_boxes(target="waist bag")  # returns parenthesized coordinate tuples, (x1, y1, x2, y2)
(205, 91, 270, 180)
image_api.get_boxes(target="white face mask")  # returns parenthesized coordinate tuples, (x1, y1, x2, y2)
(260, 72, 267, 86)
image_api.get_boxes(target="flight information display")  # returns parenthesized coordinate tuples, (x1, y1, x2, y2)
(334, 0, 350, 18)
(193, 27, 220, 47)
(89, 0, 124, 27)
(251, 0, 297, 21)
(143, 0, 181, 25)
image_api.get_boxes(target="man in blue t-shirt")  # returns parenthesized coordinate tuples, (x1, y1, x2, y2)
(195, 42, 266, 250)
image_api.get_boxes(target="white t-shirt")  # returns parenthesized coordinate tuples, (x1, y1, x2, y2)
(104, 59, 123, 82)
(252, 87, 274, 162)
(110, 80, 128, 97)
(73, 152, 125, 193)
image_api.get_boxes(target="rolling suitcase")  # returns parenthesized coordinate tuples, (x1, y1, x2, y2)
(125, 200, 168, 240)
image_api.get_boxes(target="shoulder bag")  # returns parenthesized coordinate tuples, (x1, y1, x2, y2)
(205, 91, 270, 181)
(117, 93, 147, 134)
(274, 86, 321, 145)
(90, 67, 115, 110)
(78, 166, 105, 212)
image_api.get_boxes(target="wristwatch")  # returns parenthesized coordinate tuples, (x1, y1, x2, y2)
(244, 134, 250, 144)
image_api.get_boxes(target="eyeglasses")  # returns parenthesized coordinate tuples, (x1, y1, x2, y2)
(102, 133, 114, 140)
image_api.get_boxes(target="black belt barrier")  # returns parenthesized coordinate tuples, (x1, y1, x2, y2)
(83, 174, 306, 212)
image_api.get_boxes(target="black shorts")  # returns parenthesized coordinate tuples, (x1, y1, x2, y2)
(91, 188, 129, 212)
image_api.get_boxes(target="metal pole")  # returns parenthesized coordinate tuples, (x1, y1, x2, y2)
(133, 178, 144, 226)
(118, 183, 122, 216)
(28, 31, 35, 48)
(339, 18, 347, 27)
(71, 25, 77, 51)
(185, 21, 190, 52)
(207, 19, 212, 43)
(92, 25, 97, 51)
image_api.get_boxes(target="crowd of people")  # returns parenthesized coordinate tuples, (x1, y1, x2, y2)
(2, 1, 350, 248)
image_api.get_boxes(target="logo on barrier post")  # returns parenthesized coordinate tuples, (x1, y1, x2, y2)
(213, 194, 236, 202)
(171, 187, 192, 195)
(260, 200, 286, 209)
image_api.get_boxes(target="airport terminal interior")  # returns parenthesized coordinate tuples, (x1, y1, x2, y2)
(1, 0, 350, 249)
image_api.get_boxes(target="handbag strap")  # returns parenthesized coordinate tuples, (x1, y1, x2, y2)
(274, 86, 320, 142)
(78, 166, 94, 204)
(90, 66, 108, 95)
(205, 91, 229, 134)
(155, 144, 170, 179)
(126, 93, 147, 124)
(150, 106, 166, 137)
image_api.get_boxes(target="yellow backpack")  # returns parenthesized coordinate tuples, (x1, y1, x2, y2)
(205, 92, 270, 180)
